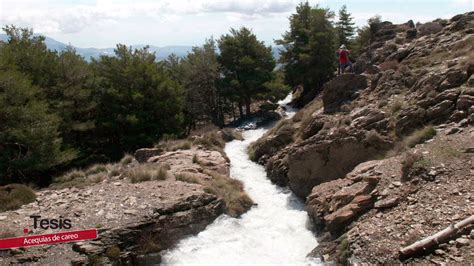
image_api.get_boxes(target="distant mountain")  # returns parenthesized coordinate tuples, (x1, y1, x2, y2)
(0, 34, 282, 61)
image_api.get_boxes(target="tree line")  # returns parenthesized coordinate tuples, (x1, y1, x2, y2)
(0, 26, 288, 184)
(0, 3, 382, 185)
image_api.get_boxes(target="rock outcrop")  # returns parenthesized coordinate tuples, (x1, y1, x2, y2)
(306, 161, 381, 234)
(251, 11, 474, 264)
(0, 180, 224, 265)
(0, 133, 249, 265)
(287, 129, 389, 198)
(149, 148, 230, 176)
(255, 12, 473, 198)
(322, 74, 367, 113)
(307, 128, 473, 264)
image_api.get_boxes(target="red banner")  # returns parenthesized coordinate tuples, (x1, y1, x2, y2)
(0, 229, 97, 249)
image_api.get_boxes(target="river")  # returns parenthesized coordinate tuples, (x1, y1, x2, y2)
(161, 95, 319, 265)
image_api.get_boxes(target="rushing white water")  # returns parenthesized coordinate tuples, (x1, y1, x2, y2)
(278, 93, 298, 118)
(161, 96, 319, 265)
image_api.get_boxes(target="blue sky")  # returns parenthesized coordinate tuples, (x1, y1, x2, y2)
(0, 0, 472, 48)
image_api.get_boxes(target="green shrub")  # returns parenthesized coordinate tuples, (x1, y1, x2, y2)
(0, 184, 36, 211)
(400, 152, 431, 181)
(336, 237, 351, 265)
(105, 246, 121, 260)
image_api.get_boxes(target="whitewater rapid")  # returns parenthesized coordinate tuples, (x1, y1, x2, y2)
(161, 95, 319, 265)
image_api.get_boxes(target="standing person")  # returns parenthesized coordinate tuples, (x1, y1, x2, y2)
(337, 44, 353, 75)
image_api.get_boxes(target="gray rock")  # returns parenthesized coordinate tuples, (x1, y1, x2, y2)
(134, 148, 163, 163)
(375, 197, 399, 209)
(455, 237, 470, 246)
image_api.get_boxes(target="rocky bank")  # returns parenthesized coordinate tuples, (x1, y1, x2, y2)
(250, 12, 473, 264)
(0, 130, 251, 265)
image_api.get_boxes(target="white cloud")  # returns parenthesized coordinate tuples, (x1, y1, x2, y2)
(0, 0, 306, 34)
(203, 0, 294, 15)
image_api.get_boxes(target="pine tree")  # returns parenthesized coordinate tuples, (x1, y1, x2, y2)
(353, 15, 382, 55)
(54, 47, 96, 163)
(91, 45, 185, 159)
(0, 69, 75, 184)
(181, 38, 224, 127)
(0, 26, 59, 91)
(276, 3, 335, 105)
(218, 27, 275, 117)
(335, 5, 355, 48)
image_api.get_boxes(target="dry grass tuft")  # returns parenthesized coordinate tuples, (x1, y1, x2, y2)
(137, 233, 161, 255)
(0, 184, 36, 212)
(404, 126, 436, 148)
(401, 152, 431, 181)
(192, 154, 200, 164)
(175, 173, 201, 184)
(126, 163, 169, 183)
(0, 229, 16, 239)
(120, 154, 134, 165)
(379, 60, 399, 71)
(85, 164, 108, 176)
(53, 164, 110, 189)
(365, 130, 386, 148)
(203, 171, 253, 217)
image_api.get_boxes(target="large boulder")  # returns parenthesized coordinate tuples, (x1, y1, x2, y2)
(286, 128, 390, 198)
(457, 88, 474, 110)
(306, 161, 381, 234)
(265, 149, 290, 186)
(134, 148, 163, 163)
(249, 121, 295, 164)
(322, 74, 367, 113)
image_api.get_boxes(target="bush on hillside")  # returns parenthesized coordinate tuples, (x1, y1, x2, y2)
(404, 126, 436, 148)
(0, 184, 36, 211)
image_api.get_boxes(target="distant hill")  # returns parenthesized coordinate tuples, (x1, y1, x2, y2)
(0, 34, 283, 61)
